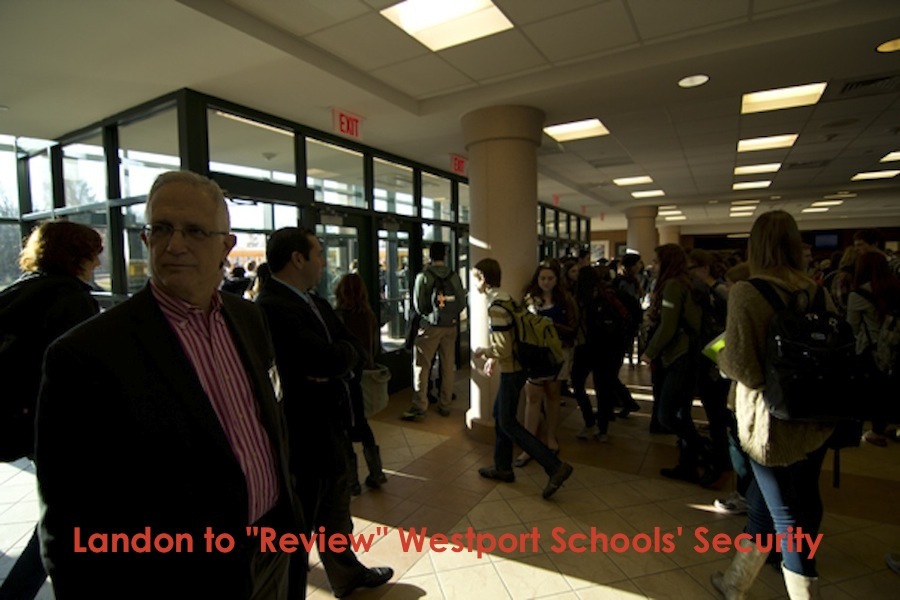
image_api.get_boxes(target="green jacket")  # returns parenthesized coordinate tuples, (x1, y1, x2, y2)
(644, 278, 702, 367)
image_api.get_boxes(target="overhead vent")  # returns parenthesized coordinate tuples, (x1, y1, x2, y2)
(823, 73, 900, 101)
(588, 157, 635, 169)
(785, 160, 831, 170)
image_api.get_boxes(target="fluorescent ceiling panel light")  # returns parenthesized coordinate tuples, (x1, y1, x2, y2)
(214, 111, 292, 137)
(678, 74, 709, 88)
(631, 190, 665, 198)
(730, 206, 756, 212)
(851, 170, 900, 181)
(880, 151, 900, 162)
(734, 163, 781, 175)
(665, 216, 687, 221)
(658, 205, 677, 210)
(730, 212, 754, 217)
(658, 210, 682, 216)
(613, 176, 653, 186)
(727, 233, 751, 239)
(741, 83, 827, 114)
(381, 0, 513, 52)
(801, 207, 829, 213)
(544, 118, 609, 142)
(737, 134, 798, 152)
(731, 199, 760, 205)
(732, 181, 771, 190)
(811, 200, 843, 207)
(824, 192, 856, 199)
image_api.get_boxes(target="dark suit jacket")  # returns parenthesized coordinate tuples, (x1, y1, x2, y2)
(35, 286, 300, 600)
(256, 278, 363, 480)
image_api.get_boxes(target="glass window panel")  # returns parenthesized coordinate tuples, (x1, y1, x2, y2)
(306, 138, 365, 209)
(123, 203, 149, 294)
(0, 136, 17, 218)
(537, 205, 543, 236)
(28, 149, 53, 213)
(230, 232, 267, 278)
(0, 223, 22, 290)
(274, 203, 300, 229)
(315, 224, 360, 304)
(422, 224, 454, 265)
(421, 172, 452, 221)
(456, 230, 469, 334)
(63, 134, 107, 207)
(378, 228, 410, 352)
(208, 109, 296, 184)
(118, 108, 180, 198)
(373, 158, 414, 216)
(67, 211, 111, 292)
(546, 208, 558, 237)
(458, 183, 470, 224)
(226, 198, 269, 231)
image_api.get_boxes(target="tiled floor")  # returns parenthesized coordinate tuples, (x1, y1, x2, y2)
(2, 364, 899, 599)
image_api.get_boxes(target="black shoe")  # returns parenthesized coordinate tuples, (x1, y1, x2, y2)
(437, 406, 451, 417)
(542, 462, 574, 499)
(350, 481, 362, 496)
(333, 566, 394, 598)
(660, 464, 699, 483)
(478, 466, 515, 482)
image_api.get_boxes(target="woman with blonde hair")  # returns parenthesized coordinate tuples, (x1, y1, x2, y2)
(714, 210, 835, 599)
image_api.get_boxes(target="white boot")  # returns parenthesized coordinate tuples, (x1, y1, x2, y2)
(710, 541, 768, 600)
(782, 565, 820, 599)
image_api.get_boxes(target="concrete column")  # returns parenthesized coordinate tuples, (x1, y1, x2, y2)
(625, 205, 659, 263)
(461, 105, 544, 437)
(658, 225, 681, 246)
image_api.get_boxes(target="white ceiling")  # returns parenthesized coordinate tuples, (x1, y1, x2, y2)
(2, 0, 900, 233)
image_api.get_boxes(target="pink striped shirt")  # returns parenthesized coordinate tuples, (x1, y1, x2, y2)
(151, 282, 279, 524)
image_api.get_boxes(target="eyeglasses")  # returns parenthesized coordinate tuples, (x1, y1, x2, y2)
(142, 223, 229, 242)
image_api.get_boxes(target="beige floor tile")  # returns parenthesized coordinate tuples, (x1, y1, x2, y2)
(574, 580, 647, 599)
(631, 568, 718, 599)
(436, 563, 510, 599)
(381, 572, 445, 599)
(549, 548, 629, 589)
(493, 554, 573, 598)
(507, 495, 568, 524)
(591, 483, 653, 510)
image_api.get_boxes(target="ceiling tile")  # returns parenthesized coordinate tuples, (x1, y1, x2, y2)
(306, 12, 428, 71)
(438, 30, 548, 82)
(495, 0, 603, 25)
(521, 2, 638, 63)
(370, 55, 475, 98)
(627, 0, 748, 41)
(232, 0, 370, 36)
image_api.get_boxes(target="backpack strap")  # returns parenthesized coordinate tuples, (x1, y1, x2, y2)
(748, 278, 787, 312)
(488, 299, 515, 333)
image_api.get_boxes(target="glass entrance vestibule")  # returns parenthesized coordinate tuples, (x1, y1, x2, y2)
(3, 88, 590, 389)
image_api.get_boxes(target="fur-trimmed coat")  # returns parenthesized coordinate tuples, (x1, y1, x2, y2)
(719, 275, 834, 466)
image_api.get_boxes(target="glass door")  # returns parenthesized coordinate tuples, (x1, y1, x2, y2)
(316, 221, 362, 305)
(378, 222, 417, 352)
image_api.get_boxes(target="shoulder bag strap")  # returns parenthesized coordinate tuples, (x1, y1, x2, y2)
(748, 278, 787, 312)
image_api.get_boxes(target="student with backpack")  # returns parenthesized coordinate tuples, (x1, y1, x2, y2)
(515, 260, 578, 466)
(402, 242, 466, 421)
(846, 251, 900, 447)
(471, 258, 574, 499)
(716, 211, 836, 599)
(0, 220, 103, 600)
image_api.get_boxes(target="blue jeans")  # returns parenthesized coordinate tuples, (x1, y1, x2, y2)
(750, 445, 827, 576)
(493, 371, 561, 476)
(652, 353, 703, 457)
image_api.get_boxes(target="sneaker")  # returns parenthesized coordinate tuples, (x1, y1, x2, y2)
(576, 425, 599, 439)
(713, 491, 748, 515)
(542, 462, 574, 499)
(864, 430, 888, 447)
(478, 466, 515, 483)
(437, 406, 451, 417)
(401, 406, 426, 421)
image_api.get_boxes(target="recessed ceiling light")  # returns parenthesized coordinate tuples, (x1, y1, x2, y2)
(881, 151, 900, 162)
(631, 190, 665, 198)
(733, 181, 771, 190)
(544, 118, 610, 142)
(824, 192, 856, 199)
(730, 212, 754, 217)
(851, 170, 900, 181)
(730, 206, 756, 212)
(812, 200, 843, 207)
(381, 0, 513, 52)
(665, 215, 687, 221)
(613, 176, 653, 186)
(737, 134, 798, 152)
(877, 38, 900, 53)
(215, 111, 293, 137)
(801, 207, 829, 213)
(734, 163, 781, 175)
(731, 199, 760, 205)
(658, 205, 677, 210)
(741, 83, 827, 114)
(678, 74, 709, 88)
(727, 233, 751, 239)
(658, 210, 682, 216)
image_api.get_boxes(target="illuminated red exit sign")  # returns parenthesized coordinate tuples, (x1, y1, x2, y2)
(450, 154, 467, 176)
(332, 108, 362, 140)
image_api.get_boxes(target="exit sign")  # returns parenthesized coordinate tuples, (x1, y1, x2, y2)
(332, 108, 362, 140)
(450, 154, 467, 176)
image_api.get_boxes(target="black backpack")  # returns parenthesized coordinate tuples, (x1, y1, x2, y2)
(584, 290, 629, 351)
(423, 270, 463, 327)
(749, 279, 862, 422)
